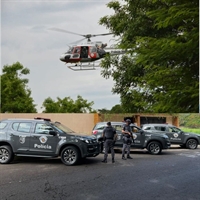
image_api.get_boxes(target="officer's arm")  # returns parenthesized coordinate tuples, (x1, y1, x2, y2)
(102, 128, 105, 138)
(122, 129, 127, 136)
(114, 134, 117, 141)
(122, 127, 126, 134)
(113, 129, 117, 141)
(122, 128, 130, 135)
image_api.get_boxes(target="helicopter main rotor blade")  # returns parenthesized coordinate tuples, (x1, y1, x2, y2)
(91, 33, 113, 37)
(48, 28, 84, 37)
(82, 33, 113, 39)
(68, 38, 86, 45)
(49, 28, 113, 41)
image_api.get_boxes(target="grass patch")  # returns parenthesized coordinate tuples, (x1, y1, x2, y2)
(180, 127, 200, 135)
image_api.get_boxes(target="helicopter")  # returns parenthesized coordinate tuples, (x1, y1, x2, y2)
(49, 28, 126, 71)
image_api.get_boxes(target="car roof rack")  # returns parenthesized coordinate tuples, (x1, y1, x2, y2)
(34, 117, 51, 121)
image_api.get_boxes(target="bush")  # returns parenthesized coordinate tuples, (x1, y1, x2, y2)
(179, 114, 200, 128)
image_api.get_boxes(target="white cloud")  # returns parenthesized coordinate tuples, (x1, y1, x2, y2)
(1, 0, 120, 112)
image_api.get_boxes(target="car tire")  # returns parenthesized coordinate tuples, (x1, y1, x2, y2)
(0, 145, 14, 164)
(147, 141, 162, 155)
(61, 146, 80, 166)
(186, 139, 198, 149)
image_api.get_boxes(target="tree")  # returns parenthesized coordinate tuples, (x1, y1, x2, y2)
(1, 62, 37, 113)
(97, 108, 111, 114)
(110, 104, 124, 113)
(179, 113, 200, 128)
(42, 95, 95, 113)
(99, 0, 199, 112)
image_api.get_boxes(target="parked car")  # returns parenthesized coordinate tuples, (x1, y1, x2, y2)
(141, 124, 200, 149)
(92, 122, 171, 155)
(0, 118, 100, 166)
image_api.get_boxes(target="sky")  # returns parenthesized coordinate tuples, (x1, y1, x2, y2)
(1, 0, 121, 112)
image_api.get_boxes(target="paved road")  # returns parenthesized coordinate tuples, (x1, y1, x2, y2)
(0, 146, 200, 200)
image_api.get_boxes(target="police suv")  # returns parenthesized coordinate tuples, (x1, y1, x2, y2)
(0, 118, 100, 166)
(142, 124, 200, 149)
(92, 122, 171, 155)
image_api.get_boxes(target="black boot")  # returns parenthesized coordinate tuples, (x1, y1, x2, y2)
(122, 156, 126, 160)
(127, 155, 133, 159)
(112, 159, 115, 163)
(102, 159, 107, 163)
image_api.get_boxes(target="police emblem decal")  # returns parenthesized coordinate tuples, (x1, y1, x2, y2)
(132, 134, 137, 139)
(173, 133, 178, 138)
(19, 136, 26, 144)
(39, 136, 48, 144)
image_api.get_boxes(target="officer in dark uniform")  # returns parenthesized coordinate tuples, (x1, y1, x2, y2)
(102, 122, 117, 163)
(122, 119, 133, 160)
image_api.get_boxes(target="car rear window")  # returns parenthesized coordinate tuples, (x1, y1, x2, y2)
(12, 122, 32, 133)
(112, 125, 123, 131)
(155, 126, 166, 131)
(94, 124, 106, 130)
(0, 122, 7, 129)
(94, 124, 123, 131)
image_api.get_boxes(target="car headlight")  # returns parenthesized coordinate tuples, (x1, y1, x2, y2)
(79, 137, 92, 144)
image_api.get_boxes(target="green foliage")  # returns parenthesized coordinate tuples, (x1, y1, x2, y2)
(42, 95, 94, 113)
(180, 127, 200, 135)
(99, 0, 199, 112)
(1, 62, 37, 113)
(110, 104, 124, 113)
(98, 108, 111, 114)
(179, 113, 200, 128)
(98, 104, 125, 114)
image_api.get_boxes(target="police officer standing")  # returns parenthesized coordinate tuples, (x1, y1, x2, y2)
(122, 119, 133, 160)
(102, 122, 117, 163)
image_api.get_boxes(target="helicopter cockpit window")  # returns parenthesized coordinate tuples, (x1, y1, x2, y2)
(90, 46, 97, 53)
(66, 47, 74, 54)
(74, 47, 80, 53)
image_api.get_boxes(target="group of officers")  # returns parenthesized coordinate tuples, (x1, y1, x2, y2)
(102, 119, 133, 163)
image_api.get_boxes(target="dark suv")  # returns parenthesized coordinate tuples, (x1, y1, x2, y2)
(141, 124, 200, 149)
(0, 118, 100, 166)
(92, 122, 171, 155)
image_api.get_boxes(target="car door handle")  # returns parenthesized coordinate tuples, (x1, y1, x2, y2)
(10, 134, 14, 136)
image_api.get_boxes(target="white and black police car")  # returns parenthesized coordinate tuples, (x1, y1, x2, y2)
(142, 124, 200, 149)
(0, 118, 100, 165)
(92, 122, 171, 155)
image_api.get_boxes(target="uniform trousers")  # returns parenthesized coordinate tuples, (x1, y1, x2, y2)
(104, 139, 115, 161)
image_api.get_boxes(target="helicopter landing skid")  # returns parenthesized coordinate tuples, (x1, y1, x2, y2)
(67, 62, 100, 71)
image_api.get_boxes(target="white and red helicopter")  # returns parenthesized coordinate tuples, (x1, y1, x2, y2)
(49, 28, 126, 71)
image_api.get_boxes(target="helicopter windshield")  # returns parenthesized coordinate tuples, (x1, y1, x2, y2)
(66, 47, 74, 54)
(90, 46, 97, 53)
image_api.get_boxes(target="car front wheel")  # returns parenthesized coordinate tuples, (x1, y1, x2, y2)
(61, 146, 80, 166)
(147, 141, 162, 155)
(0, 145, 14, 164)
(186, 139, 198, 149)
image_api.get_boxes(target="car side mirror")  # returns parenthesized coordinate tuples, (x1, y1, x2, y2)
(49, 130, 57, 136)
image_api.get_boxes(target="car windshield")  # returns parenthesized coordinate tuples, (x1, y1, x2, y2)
(51, 122, 74, 134)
